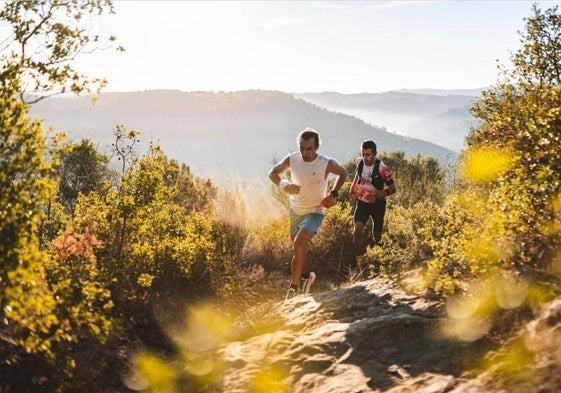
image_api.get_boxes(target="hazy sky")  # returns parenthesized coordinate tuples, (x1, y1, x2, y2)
(76, 0, 559, 94)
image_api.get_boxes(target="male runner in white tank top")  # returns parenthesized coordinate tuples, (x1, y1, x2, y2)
(269, 127, 347, 299)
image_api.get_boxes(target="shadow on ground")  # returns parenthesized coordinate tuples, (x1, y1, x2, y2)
(221, 278, 496, 392)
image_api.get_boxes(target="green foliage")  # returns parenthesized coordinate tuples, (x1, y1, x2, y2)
(425, 14, 561, 390)
(65, 145, 247, 357)
(0, 0, 123, 102)
(430, 4, 561, 296)
(175, 164, 217, 214)
(511, 4, 561, 88)
(374, 200, 442, 274)
(0, 73, 119, 393)
(0, 79, 58, 373)
(244, 215, 292, 272)
(0, 138, 251, 391)
(45, 225, 120, 391)
(48, 225, 115, 343)
(0, 80, 53, 272)
(379, 151, 446, 208)
(57, 138, 116, 216)
(0, 1, 129, 390)
(40, 197, 70, 247)
(111, 124, 141, 174)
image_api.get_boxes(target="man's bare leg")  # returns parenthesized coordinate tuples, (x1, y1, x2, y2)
(291, 228, 313, 285)
(353, 221, 367, 256)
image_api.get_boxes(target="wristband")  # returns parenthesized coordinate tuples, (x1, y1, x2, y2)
(278, 179, 290, 189)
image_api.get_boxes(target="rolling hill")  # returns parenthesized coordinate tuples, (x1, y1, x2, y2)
(31, 90, 458, 186)
(294, 90, 482, 152)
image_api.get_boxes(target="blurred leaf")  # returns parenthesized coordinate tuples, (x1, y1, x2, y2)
(462, 147, 515, 183)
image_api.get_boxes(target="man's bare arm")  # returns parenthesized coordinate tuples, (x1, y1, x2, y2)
(327, 159, 348, 193)
(269, 156, 301, 194)
(268, 156, 290, 186)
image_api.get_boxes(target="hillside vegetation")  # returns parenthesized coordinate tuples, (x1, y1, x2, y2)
(1, 2, 560, 392)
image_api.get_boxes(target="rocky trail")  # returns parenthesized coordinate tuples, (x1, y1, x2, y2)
(219, 277, 508, 392)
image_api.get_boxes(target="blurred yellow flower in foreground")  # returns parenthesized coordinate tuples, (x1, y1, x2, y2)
(462, 147, 515, 183)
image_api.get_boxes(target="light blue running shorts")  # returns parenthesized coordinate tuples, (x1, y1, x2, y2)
(289, 209, 325, 238)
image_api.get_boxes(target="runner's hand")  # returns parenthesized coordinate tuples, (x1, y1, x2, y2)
(321, 194, 336, 208)
(284, 183, 301, 195)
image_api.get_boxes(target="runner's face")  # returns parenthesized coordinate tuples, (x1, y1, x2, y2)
(362, 148, 376, 166)
(299, 138, 318, 162)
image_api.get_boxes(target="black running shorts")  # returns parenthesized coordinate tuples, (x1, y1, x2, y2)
(353, 200, 386, 232)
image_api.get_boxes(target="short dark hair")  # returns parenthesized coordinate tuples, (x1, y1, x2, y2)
(362, 139, 377, 153)
(298, 127, 321, 148)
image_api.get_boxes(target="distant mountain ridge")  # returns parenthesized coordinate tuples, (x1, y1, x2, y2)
(391, 87, 485, 96)
(294, 89, 483, 152)
(31, 90, 458, 186)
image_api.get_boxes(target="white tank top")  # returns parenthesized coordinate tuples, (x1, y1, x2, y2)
(288, 152, 330, 215)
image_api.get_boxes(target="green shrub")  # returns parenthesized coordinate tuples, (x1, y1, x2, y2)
(375, 200, 440, 274)
(428, 5, 561, 295)
(244, 215, 292, 273)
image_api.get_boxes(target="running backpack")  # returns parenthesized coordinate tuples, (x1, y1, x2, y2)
(357, 158, 385, 190)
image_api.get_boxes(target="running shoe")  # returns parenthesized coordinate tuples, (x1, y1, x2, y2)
(285, 285, 298, 300)
(300, 271, 316, 294)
